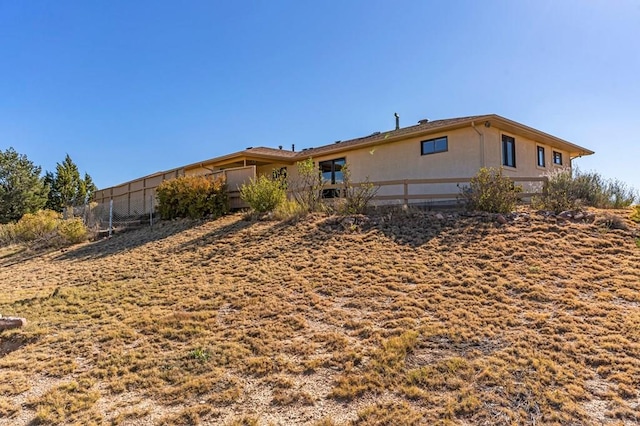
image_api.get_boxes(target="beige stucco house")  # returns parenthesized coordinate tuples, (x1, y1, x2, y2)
(94, 114, 594, 213)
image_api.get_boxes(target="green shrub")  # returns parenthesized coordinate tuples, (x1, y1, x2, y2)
(631, 206, 640, 223)
(239, 174, 286, 213)
(156, 175, 228, 220)
(461, 167, 521, 213)
(533, 169, 577, 213)
(57, 217, 88, 244)
(535, 169, 638, 213)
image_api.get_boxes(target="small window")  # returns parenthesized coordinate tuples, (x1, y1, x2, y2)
(421, 136, 448, 155)
(537, 146, 545, 167)
(502, 135, 516, 167)
(553, 151, 563, 165)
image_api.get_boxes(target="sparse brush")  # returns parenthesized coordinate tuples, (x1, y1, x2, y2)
(630, 205, 640, 223)
(537, 168, 638, 212)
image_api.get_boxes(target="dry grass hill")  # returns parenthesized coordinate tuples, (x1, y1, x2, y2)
(0, 207, 639, 425)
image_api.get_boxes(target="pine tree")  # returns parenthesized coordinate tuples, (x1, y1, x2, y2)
(0, 148, 48, 223)
(46, 154, 97, 212)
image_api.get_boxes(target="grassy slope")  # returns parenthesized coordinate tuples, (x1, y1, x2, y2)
(0, 208, 639, 425)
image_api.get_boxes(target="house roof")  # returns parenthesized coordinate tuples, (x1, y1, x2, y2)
(292, 114, 594, 159)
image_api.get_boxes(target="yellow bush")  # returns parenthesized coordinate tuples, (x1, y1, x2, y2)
(14, 210, 61, 241)
(631, 205, 640, 223)
(58, 217, 88, 244)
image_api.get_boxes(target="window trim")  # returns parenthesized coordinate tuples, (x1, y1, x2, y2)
(420, 136, 448, 156)
(553, 151, 563, 166)
(502, 135, 516, 168)
(537, 146, 546, 167)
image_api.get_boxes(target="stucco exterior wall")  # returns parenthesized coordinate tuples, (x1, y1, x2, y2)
(483, 126, 571, 178)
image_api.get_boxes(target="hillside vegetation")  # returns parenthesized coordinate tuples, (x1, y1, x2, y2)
(0, 207, 639, 425)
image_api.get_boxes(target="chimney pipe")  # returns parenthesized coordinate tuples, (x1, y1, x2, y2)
(394, 113, 400, 130)
(291, 144, 295, 152)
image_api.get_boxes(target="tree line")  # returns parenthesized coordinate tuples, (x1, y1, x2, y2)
(0, 148, 96, 224)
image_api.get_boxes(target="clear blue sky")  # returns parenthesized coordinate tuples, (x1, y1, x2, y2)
(1, 0, 639, 193)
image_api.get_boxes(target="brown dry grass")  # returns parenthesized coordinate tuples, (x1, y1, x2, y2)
(1, 207, 639, 425)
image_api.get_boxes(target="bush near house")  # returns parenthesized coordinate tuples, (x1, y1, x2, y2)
(156, 175, 228, 220)
(240, 174, 287, 213)
(460, 167, 522, 214)
(338, 163, 378, 215)
(291, 158, 325, 213)
(535, 169, 638, 213)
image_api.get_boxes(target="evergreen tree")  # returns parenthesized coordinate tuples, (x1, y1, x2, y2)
(0, 148, 48, 223)
(46, 154, 97, 212)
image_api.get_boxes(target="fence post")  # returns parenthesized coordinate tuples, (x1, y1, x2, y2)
(149, 194, 154, 228)
(403, 180, 409, 208)
(108, 199, 113, 238)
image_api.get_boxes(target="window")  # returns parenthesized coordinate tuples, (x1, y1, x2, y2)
(421, 136, 448, 155)
(537, 146, 546, 167)
(319, 158, 345, 198)
(502, 135, 516, 167)
(553, 151, 563, 165)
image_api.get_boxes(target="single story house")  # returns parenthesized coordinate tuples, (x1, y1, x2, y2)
(93, 114, 594, 213)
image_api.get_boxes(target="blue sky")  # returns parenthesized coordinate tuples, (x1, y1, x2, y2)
(1, 0, 639, 193)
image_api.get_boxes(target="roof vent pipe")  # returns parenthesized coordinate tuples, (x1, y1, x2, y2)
(278, 145, 283, 150)
(291, 144, 295, 152)
(394, 113, 400, 130)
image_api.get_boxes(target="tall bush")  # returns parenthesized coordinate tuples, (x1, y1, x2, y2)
(291, 158, 325, 212)
(240, 174, 287, 213)
(156, 175, 228, 220)
(460, 167, 522, 213)
(339, 164, 378, 215)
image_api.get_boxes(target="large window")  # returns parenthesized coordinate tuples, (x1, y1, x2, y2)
(502, 135, 516, 167)
(537, 146, 546, 167)
(319, 158, 345, 198)
(553, 151, 563, 165)
(421, 136, 448, 155)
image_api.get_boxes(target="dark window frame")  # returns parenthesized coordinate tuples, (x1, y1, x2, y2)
(553, 151, 563, 165)
(319, 157, 346, 198)
(502, 135, 516, 168)
(537, 146, 546, 167)
(421, 136, 448, 156)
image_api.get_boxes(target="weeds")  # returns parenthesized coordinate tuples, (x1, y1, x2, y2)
(0, 209, 638, 424)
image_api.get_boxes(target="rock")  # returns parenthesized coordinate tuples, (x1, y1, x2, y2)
(435, 213, 444, 220)
(558, 210, 573, 219)
(495, 214, 508, 225)
(573, 212, 584, 221)
(0, 317, 27, 332)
